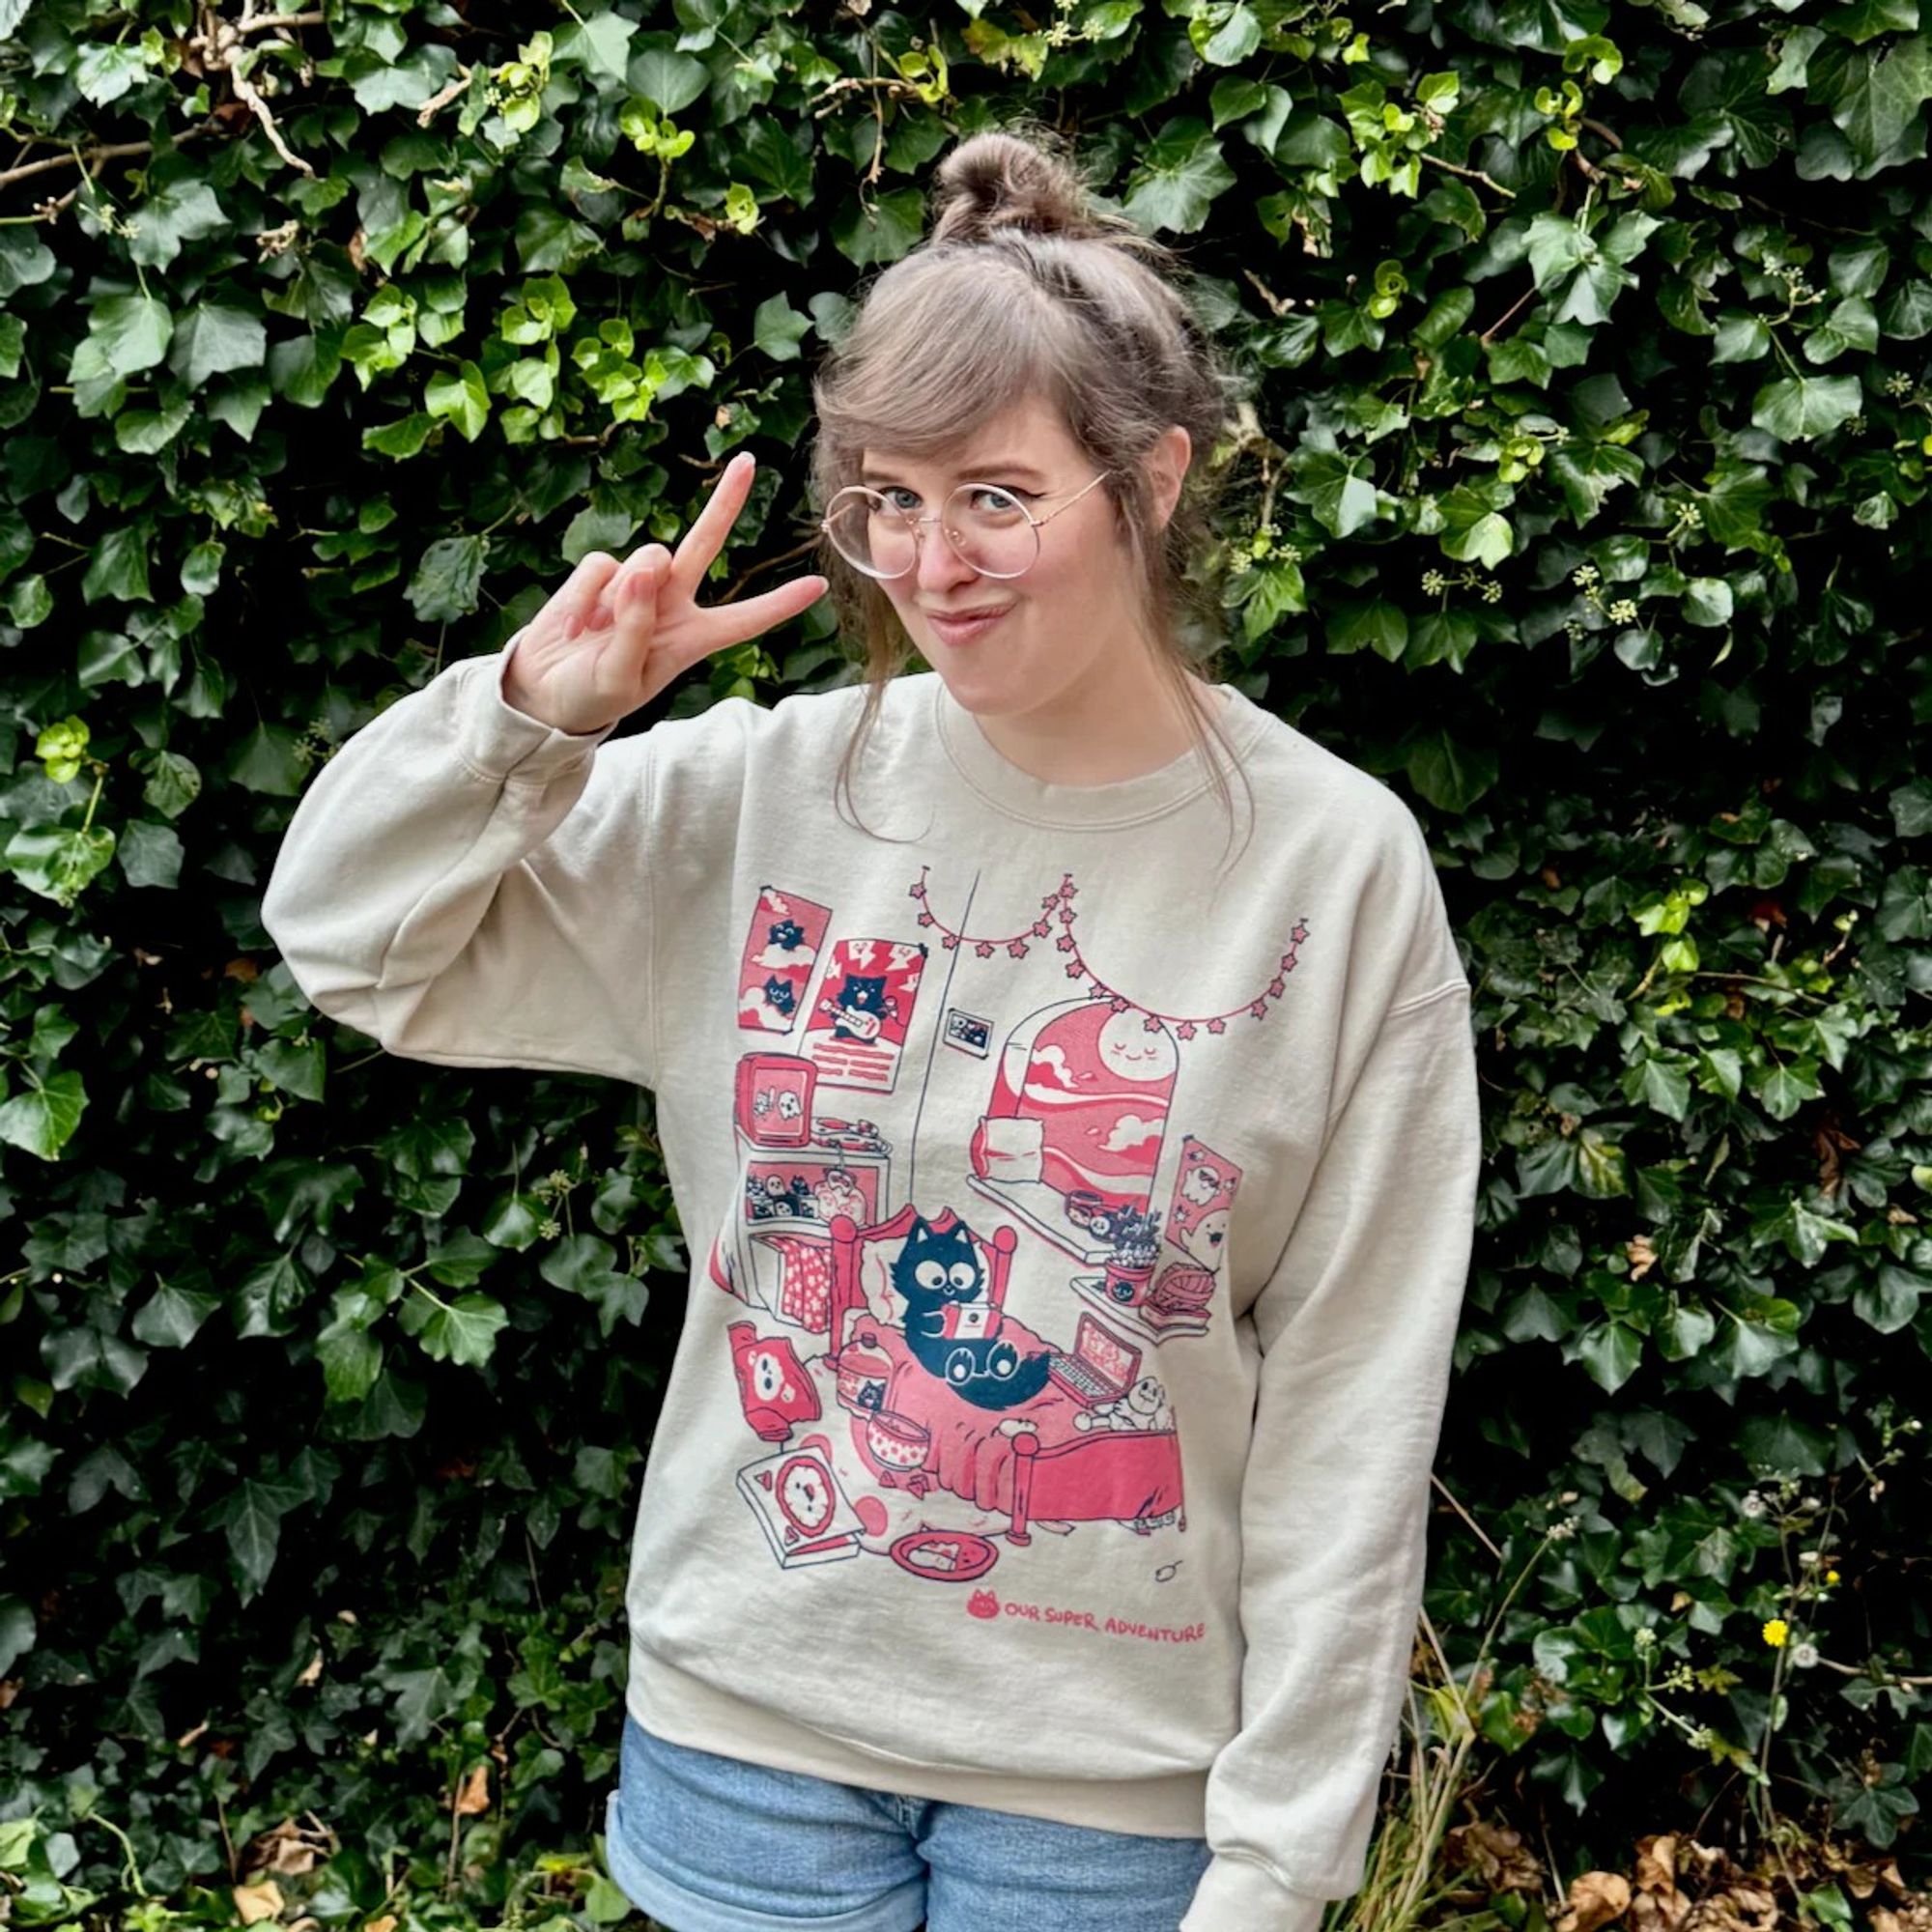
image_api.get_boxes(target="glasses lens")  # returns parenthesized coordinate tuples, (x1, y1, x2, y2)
(822, 485, 1038, 580)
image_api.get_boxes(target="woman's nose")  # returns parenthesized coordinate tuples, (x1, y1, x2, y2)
(914, 517, 979, 591)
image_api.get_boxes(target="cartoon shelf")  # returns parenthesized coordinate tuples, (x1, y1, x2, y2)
(724, 1050, 894, 1325)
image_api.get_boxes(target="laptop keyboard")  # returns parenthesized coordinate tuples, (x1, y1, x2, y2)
(1055, 1357, 1110, 1399)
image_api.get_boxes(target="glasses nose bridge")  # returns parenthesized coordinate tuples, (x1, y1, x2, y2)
(896, 491, 977, 578)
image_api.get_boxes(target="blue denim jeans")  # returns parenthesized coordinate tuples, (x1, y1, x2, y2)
(603, 1708, 1213, 1932)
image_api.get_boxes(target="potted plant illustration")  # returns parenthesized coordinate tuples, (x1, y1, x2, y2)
(1101, 1206, 1162, 1307)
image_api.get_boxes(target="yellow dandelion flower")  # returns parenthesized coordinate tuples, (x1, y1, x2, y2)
(1761, 1618, 1789, 1648)
(1825, 1569, 1840, 1585)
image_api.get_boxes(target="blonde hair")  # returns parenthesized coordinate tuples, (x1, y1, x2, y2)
(804, 121, 1259, 866)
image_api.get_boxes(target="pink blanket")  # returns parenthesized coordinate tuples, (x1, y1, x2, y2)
(845, 1316, 1181, 1523)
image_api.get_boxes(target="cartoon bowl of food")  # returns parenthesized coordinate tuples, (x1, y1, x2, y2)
(862, 1407, 930, 1475)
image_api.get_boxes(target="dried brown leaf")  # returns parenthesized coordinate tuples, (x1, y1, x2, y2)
(234, 1878, 284, 1924)
(1557, 1869, 1632, 1932)
(1444, 1819, 1545, 1894)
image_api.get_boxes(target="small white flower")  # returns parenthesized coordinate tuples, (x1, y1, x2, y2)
(1740, 1492, 1767, 1519)
(1791, 1642, 1819, 1668)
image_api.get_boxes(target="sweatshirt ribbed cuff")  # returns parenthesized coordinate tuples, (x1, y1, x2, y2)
(1179, 1852, 1331, 1932)
(452, 627, 619, 782)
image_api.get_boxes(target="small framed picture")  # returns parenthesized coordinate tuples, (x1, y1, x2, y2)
(944, 1007, 993, 1057)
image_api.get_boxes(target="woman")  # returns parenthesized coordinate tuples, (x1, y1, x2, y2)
(262, 128, 1482, 1932)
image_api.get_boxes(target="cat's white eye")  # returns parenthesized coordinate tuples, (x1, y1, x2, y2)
(949, 1263, 977, 1291)
(916, 1260, 947, 1289)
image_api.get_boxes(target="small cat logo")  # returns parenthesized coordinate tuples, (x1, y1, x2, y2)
(967, 1589, 1001, 1621)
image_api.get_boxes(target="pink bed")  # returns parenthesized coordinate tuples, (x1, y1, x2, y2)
(825, 1205, 1186, 1544)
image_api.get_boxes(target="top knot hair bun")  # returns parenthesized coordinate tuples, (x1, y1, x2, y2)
(928, 128, 1145, 250)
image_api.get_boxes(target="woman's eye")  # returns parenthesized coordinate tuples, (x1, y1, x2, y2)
(878, 485, 1033, 511)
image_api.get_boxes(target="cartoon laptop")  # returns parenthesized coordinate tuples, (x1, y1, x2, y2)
(1047, 1311, 1143, 1407)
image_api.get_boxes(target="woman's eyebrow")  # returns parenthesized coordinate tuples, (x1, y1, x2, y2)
(860, 460, 1049, 486)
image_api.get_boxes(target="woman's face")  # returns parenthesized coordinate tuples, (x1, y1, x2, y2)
(856, 395, 1187, 725)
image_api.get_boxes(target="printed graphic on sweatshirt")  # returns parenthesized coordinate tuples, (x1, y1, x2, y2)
(708, 1049, 893, 1321)
(736, 885, 834, 1036)
(1102, 1134, 1241, 1344)
(966, 998, 1175, 1266)
(799, 937, 929, 1093)
(705, 865, 1309, 1595)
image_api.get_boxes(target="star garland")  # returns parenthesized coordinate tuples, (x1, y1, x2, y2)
(907, 865, 1058, 959)
(907, 867, 1310, 1037)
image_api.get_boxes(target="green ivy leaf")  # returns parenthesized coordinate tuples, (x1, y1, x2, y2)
(0, 1068, 88, 1159)
(1198, 4, 1262, 65)
(1572, 1319, 1643, 1394)
(81, 295, 174, 379)
(4, 827, 118, 907)
(72, 41, 149, 106)
(1751, 373, 1863, 441)
(130, 1279, 223, 1349)
(425, 360, 491, 440)
(407, 534, 489, 623)
(629, 43, 707, 111)
(1853, 1264, 1930, 1333)
(116, 819, 183, 890)
(218, 1477, 300, 1596)
(1326, 596, 1408, 659)
(1407, 731, 1500, 812)
(400, 1288, 509, 1367)
(127, 179, 228, 270)
(1122, 120, 1236, 234)
(830, 187, 925, 267)
(1829, 31, 1932, 163)
(1737, 1412, 1832, 1478)
(753, 295, 811, 362)
(1290, 448, 1381, 536)
(227, 723, 308, 796)
(1804, 295, 1880, 362)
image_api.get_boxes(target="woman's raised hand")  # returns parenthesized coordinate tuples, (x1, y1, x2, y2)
(503, 452, 829, 736)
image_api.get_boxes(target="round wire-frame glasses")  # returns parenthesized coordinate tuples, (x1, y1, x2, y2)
(818, 469, 1116, 581)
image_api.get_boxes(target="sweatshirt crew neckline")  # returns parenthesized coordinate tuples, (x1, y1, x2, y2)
(929, 672, 1271, 829)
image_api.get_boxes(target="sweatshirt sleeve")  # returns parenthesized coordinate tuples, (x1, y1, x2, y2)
(259, 629, 666, 1091)
(1179, 911, 1482, 1928)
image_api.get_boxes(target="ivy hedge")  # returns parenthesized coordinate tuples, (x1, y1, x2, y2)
(4, 0, 1931, 1924)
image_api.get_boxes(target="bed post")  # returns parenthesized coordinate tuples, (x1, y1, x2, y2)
(1006, 1433, 1037, 1546)
(826, 1212, 859, 1356)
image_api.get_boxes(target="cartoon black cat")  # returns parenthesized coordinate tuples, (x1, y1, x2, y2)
(892, 1213, 1050, 1412)
(827, 970, 893, 1043)
(767, 916, 806, 952)
(762, 974, 797, 1018)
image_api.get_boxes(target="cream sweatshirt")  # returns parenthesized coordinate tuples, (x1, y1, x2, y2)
(260, 629, 1482, 1932)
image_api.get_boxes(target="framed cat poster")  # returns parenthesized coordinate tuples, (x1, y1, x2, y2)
(798, 937, 929, 1094)
(736, 884, 834, 1037)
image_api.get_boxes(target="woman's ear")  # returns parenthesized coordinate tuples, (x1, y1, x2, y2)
(1147, 424, 1192, 533)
